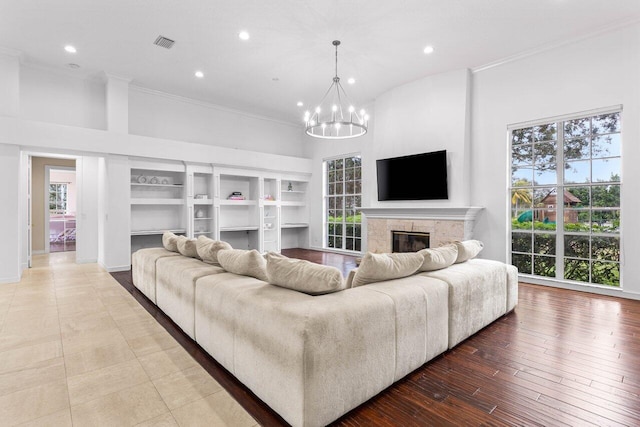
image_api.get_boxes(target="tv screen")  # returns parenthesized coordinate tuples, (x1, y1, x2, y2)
(376, 150, 448, 201)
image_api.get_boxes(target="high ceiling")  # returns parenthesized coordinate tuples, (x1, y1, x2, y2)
(1, 0, 639, 124)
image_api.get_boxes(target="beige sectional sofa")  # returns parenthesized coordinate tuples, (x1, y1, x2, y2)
(132, 244, 517, 427)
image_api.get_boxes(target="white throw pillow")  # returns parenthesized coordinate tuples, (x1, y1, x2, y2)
(176, 235, 200, 259)
(217, 249, 268, 281)
(418, 244, 458, 271)
(162, 231, 179, 252)
(196, 236, 232, 266)
(351, 252, 423, 288)
(265, 252, 345, 295)
(453, 240, 484, 263)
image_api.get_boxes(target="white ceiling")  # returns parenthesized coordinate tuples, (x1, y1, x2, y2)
(1, 0, 639, 124)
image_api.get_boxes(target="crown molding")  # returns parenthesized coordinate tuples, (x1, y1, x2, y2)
(472, 17, 640, 74)
(102, 72, 133, 84)
(128, 84, 299, 128)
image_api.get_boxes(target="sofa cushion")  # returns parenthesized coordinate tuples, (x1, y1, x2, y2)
(418, 244, 458, 271)
(217, 249, 268, 281)
(265, 252, 345, 295)
(351, 252, 423, 288)
(176, 235, 200, 259)
(196, 236, 232, 266)
(454, 240, 484, 263)
(162, 231, 179, 252)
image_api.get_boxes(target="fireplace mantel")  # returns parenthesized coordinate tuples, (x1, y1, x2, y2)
(361, 207, 484, 253)
(360, 207, 484, 221)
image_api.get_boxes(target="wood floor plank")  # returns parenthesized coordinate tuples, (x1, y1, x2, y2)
(112, 251, 640, 426)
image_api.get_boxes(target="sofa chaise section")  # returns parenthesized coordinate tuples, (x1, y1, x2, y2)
(131, 247, 180, 303)
(419, 258, 518, 348)
(195, 272, 449, 427)
(155, 256, 226, 339)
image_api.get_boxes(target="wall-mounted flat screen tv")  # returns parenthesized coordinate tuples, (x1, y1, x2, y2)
(376, 150, 448, 201)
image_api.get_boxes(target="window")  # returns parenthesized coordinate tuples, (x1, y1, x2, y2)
(510, 110, 621, 287)
(49, 183, 68, 214)
(324, 155, 362, 252)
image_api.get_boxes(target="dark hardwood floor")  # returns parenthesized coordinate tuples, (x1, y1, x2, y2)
(112, 249, 640, 427)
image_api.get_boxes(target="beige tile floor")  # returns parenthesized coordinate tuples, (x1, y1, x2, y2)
(0, 252, 259, 427)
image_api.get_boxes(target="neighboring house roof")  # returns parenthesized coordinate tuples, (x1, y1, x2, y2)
(540, 190, 581, 205)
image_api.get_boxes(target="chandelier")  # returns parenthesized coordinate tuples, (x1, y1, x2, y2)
(304, 40, 369, 139)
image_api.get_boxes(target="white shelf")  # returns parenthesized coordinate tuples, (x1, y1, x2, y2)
(219, 199, 257, 206)
(131, 183, 184, 188)
(194, 231, 213, 235)
(263, 200, 277, 205)
(281, 201, 306, 207)
(220, 226, 260, 232)
(193, 199, 213, 205)
(281, 223, 309, 229)
(264, 216, 277, 219)
(131, 229, 186, 236)
(131, 198, 184, 205)
(282, 190, 305, 194)
(194, 217, 213, 220)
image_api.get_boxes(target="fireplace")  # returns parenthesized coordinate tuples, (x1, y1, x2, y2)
(392, 231, 430, 253)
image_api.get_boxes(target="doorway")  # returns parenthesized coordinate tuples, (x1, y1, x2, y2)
(30, 156, 77, 254)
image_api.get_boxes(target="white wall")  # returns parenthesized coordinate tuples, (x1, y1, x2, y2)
(471, 23, 640, 298)
(306, 68, 472, 250)
(20, 65, 106, 130)
(0, 144, 21, 283)
(129, 87, 305, 157)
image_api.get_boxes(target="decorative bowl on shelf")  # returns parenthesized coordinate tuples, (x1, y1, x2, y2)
(195, 194, 208, 199)
(161, 178, 169, 184)
(150, 177, 159, 184)
(137, 175, 147, 184)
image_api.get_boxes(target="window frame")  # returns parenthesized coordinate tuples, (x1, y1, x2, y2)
(49, 182, 68, 215)
(323, 153, 362, 253)
(507, 105, 623, 289)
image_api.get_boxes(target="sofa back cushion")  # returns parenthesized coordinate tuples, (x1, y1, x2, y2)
(217, 249, 268, 281)
(454, 240, 484, 263)
(418, 244, 458, 271)
(265, 252, 345, 295)
(162, 231, 179, 252)
(352, 252, 423, 287)
(176, 235, 200, 259)
(196, 236, 232, 266)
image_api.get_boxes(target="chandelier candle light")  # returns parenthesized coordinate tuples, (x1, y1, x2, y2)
(304, 40, 369, 139)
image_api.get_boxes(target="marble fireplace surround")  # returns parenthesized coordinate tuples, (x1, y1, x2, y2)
(361, 207, 484, 253)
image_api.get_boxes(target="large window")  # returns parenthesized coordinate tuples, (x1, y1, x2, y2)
(324, 155, 362, 252)
(510, 110, 621, 287)
(49, 183, 68, 215)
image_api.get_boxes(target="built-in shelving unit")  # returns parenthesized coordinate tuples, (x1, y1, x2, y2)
(213, 167, 310, 252)
(126, 160, 309, 254)
(130, 160, 188, 252)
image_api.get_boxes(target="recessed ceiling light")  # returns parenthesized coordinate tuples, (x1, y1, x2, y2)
(297, 101, 304, 107)
(195, 70, 204, 78)
(67, 63, 80, 69)
(272, 77, 279, 82)
(423, 45, 435, 54)
(64, 45, 77, 54)
(238, 31, 250, 41)
(347, 77, 356, 85)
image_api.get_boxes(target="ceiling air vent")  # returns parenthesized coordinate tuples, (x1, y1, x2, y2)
(153, 36, 175, 49)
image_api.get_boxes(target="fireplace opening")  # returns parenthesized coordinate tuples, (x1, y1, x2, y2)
(392, 231, 430, 253)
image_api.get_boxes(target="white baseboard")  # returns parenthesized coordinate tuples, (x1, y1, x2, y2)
(0, 275, 21, 284)
(76, 258, 98, 264)
(101, 264, 130, 273)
